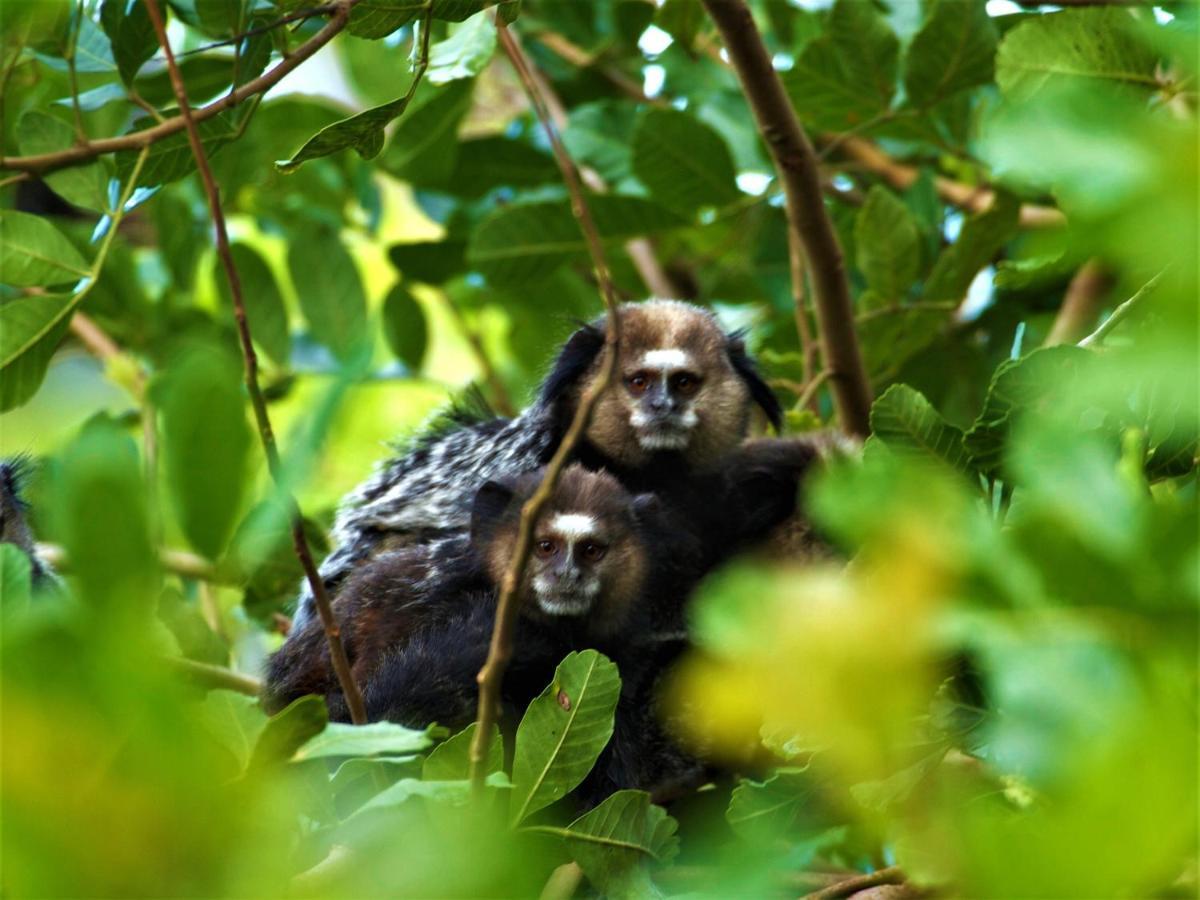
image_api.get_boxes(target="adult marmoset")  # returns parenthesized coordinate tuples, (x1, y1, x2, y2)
(292, 299, 780, 626)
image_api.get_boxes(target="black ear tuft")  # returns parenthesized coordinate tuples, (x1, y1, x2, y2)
(470, 479, 517, 546)
(537, 322, 606, 411)
(630, 492, 663, 525)
(726, 333, 783, 432)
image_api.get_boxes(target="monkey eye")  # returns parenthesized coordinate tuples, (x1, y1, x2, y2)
(626, 372, 650, 395)
(671, 371, 702, 395)
(580, 542, 607, 562)
(535, 539, 557, 558)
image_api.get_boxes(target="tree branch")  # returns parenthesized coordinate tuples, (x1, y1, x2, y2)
(701, 0, 872, 437)
(469, 15, 624, 793)
(144, 0, 366, 724)
(1044, 259, 1115, 345)
(1079, 273, 1162, 348)
(0, 0, 357, 176)
(802, 866, 907, 900)
(169, 657, 263, 696)
(834, 136, 1066, 230)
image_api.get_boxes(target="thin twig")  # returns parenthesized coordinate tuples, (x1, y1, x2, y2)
(1044, 259, 1114, 346)
(69, 310, 147, 400)
(802, 866, 907, 900)
(65, 2, 88, 143)
(1079, 273, 1163, 348)
(0, 1, 358, 175)
(442, 292, 517, 417)
(177, 5, 338, 58)
(170, 657, 264, 696)
(469, 16, 625, 793)
(702, 0, 872, 437)
(143, 0, 367, 724)
(796, 368, 831, 413)
(787, 227, 818, 401)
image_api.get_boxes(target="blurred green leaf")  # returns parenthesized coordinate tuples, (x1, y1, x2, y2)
(727, 767, 838, 846)
(632, 108, 740, 215)
(286, 226, 368, 361)
(903, 0, 997, 109)
(214, 244, 291, 367)
(249, 695, 329, 769)
(16, 112, 110, 212)
(468, 196, 684, 288)
(870, 384, 974, 476)
(115, 111, 240, 186)
(195, 0, 251, 37)
(100, 0, 158, 85)
(995, 8, 1159, 101)
(444, 136, 556, 198)
(783, 0, 899, 131)
(292, 720, 436, 761)
(855, 185, 919, 303)
(388, 239, 468, 282)
(158, 342, 252, 559)
(0, 544, 33, 619)
(423, 722, 502, 780)
(198, 690, 269, 770)
(924, 194, 1019, 303)
(427, 12, 494, 84)
(655, 0, 704, 52)
(510, 650, 620, 825)
(562, 100, 638, 185)
(380, 79, 474, 187)
(0, 211, 89, 288)
(381, 283, 427, 371)
(0, 309, 73, 412)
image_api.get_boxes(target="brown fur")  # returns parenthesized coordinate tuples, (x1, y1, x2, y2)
(578, 301, 752, 470)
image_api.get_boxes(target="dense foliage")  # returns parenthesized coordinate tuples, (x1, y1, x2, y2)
(1, 0, 1196, 896)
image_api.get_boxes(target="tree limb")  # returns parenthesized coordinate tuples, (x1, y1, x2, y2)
(169, 657, 264, 697)
(803, 866, 907, 900)
(834, 136, 1065, 230)
(1079, 273, 1162, 348)
(144, 0, 366, 724)
(1044, 259, 1115, 345)
(469, 15, 624, 793)
(0, 0, 358, 176)
(701, 0, 872, 437)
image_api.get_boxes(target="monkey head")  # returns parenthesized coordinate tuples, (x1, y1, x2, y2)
(539, 300, 782, 471)
(470, 465, 654, 636)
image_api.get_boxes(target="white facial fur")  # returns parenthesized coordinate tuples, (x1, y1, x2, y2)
(550, 513, 597, 539)
(531, 514, 604, 616)
(640, 348, 692, 370)
(628, 347, 701, 450)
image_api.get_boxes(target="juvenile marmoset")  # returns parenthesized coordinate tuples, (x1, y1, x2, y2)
(263, 464, 692, 727)
(292, 299, 781, 626)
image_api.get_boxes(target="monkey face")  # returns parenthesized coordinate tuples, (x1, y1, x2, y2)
(527, 512, 613, 617)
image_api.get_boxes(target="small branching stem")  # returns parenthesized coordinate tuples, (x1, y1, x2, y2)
(1079, 273, 1162, 348)
(170, 657, 263, 697)
(468, 17, 624, 794)
(143, 0, 366, 724)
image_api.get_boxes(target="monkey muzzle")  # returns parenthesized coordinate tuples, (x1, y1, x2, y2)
(532, 570, 599, 617)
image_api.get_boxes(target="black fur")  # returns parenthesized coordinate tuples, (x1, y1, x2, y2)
(0, 455, 57, 587)
(726, 331, 783, 432)
(537, 321, 605, 413)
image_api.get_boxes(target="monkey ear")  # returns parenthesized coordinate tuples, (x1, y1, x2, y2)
(538, 322, 606, 410)
(726, 333, 783, 433)
(470, 480, 516, 544)
(630, 492, 663, 526)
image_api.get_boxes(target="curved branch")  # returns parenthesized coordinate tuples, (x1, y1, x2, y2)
(468, 16, 624, 793)
(0, 0, 358, 176)
(144, 0, 367, 724)
(1044, 259, 1114, 345)
(701, 0, 872, 437)
(170, 657, 264, 697)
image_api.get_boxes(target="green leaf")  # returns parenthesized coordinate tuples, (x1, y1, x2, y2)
(0, 308, 72, 412)
(331, 757, 422, 819)
(854, 185, 920, 302)
(347, 0, 425, 39)
(995, 8, 1160, 101)
(277, 93, 416, 172)
(869, 384, 974, 475)
(388, 239, 468, 282)
(286, 228, 368, 362)
(468, 196, 685, 288)
(249, 696, 329, 769)
(856, 304, 955, 383)
(509, 650, 621, 825)
(214, 244, 291, 366)
(381, 283, 427, 371)
(0, 210, 90, 288)
(924, 193, 1020, 302)
(551, 790, 679, 897)
(227, 499, 329, 623)
(0, 544, 33, 619)
(783, 0, 899, 131)
(562, 100, 637, 185)
(291, 720, 436, 761)
(631, 108, 740, 214)
(197, 690, 269, 770)
(195, 0, 251, 37)
(726, 768, 840, 846)
(964, 345, 1097, 476)
(16, 112, 110, 212)
(903, 0, 998, 109)
(655, 0, 704, 53)
(100, 0, 158, 85)
(422, 723, 502, 781)
(115, 112, 240, 186)
(158, 342, 253, 559)
(427, 12, 495, 84)
(380, 79, 474, 187)
(444, 136, 556, 198)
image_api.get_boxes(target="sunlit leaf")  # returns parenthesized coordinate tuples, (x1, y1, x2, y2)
(509, 650, 620, 825)
(426, 11, 495, 84)
(422, 722, 502, 781)
(291, 720, 436, 761)
(0, 211, 89, 288)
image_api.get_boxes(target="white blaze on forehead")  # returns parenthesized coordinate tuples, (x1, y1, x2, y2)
(640, 348, 691, 371)
(549, 513, 597, 539)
